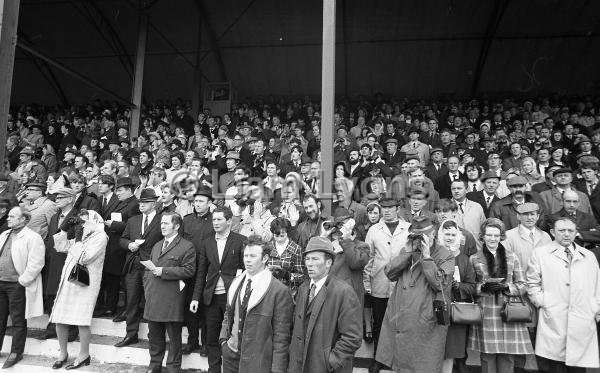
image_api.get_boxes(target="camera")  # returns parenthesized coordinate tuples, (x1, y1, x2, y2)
(323, 221, 343, 231)
(407, 233, 425, 252)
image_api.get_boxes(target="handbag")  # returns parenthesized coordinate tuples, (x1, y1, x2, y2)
(500, 293, 532, 323)
(68, 249, 90, 287)
(450, 295, 483, 325)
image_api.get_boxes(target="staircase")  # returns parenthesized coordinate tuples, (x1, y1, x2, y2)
(2, 315, 377, 372)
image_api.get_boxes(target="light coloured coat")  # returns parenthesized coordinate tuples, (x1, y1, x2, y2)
(454, 199, 485, 249)
(50, 229, 107, 325)
(22, 196, 58, 239)
(502, 225, 552, 271)
(363, 220, 410, 298)
(527, 242, 600, 368)
(0, 226, 45, 319)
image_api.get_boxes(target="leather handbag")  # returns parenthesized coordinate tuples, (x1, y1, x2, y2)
(500, 293, 532, 323)
(433, 277, 451, 326)
(451, 299, 483, 325)
(68, 250, 90, 287)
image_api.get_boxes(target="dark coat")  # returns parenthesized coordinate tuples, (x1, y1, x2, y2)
(549, 209, 600, 245)
(574, 178, 600, 223)
(143, 235, 196, 322)
(119, 212, 164, 273)
(288, 276, 362, 373)
(330, 239, 370, 306)
(100, 194, 140, 275)
(220, 272, 293, 373)
(0, 189, 18, 208)
(44, 207, 79, 296)
(182, 211, 214, 244)
(489, 191, 546, 231)
(192, 231, 246, 305)
(424, 163, 448, 183)
(73, 190, 101, 211)
(466, 190, 501, 218)
(435, 172, 465, 199)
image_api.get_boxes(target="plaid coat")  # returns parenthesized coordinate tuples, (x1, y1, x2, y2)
(267, 239, 306, 296)
(468, 246, 534, 355)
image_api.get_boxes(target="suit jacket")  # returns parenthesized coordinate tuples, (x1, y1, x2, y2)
(44, 207, 79, 295)
(550, 209, 600, 245)
(192, 231, 246, 305)
(574, 178, 600, 223)
(73, 190, 101, 212)
(22, 196, 58, 240)
(539, 187, 592, 215)
(455, 199, 486, 249)
(434, 172, 465, 199)
(99, 194, 140, 275)
(502, 225, 553, 271)
(397, 208, 438, 225)
(467, 190, 500, 218)
(489, 192, 547, 231)
(119, 212, 164, 273)
(143, 235, 196, 322)
(288, 276, 362, 373)
(424, 163, 448, 183)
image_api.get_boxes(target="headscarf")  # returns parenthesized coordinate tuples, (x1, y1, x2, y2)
(437, 218, 464, 257)
(82, 209, 105, 235)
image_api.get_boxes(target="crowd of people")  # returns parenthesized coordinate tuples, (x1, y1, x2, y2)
(0, 95, 599, 373)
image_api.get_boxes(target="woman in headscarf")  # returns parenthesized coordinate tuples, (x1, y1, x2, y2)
(41, 144, 58, 174)
(49, 209, 108, 370)
(438, 220, 476, 373)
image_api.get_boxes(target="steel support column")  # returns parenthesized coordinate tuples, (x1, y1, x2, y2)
(0, 0, 20, 170)
(191, 14, 203, 122)
(320, 0, 336, 216)
(130, 14, 148, 138)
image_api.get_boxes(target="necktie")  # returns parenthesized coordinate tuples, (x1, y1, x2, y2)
(590, 183, 596, 195)
(529, 231, 534, 243)
(142, 215, 148, 235)
(308, 283, 317, 304)
(413, 142, 416, 148)
(472, 184, 477, 192)
(239, 279, 253, 340)
(102, 197, 107, 209)
(162, 240, 169, 253)
(458, 202, 464, 213)
(486, 196, 491, 207)
(565, 247, 573, 263)
(453, 174, 458, 181)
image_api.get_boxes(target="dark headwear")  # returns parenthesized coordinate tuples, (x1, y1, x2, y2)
(303, 236, 335, 257)
(195, 185, 214, 200)
(139, 188, 159, 202)
(115, 177, 135, 189)
(332, 207, 352, 223)
(409, 216, 435, 233)
(379, 198, 397, 208)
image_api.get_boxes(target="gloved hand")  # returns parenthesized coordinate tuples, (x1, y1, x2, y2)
(74, 224, 84, 242)
(481, 282, 492, 293)
(487, 282, 508, 293)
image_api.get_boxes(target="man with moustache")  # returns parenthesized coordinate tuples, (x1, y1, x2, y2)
(293, 194, 326, 249)
(490, 176, 546, 230)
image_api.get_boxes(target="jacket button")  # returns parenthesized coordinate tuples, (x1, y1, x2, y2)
(402, 286, 406, 289)
(566, 283, 570, 286)
(387, 242, 391, 245)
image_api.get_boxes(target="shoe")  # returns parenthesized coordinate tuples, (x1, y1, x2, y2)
(145, 368, 161, 373)
(36, 330, 57, 340)
(114, 335, 139, 348)
(198, 344, 208, 357)
(52, 355, 68, 369)
(181, 343, 199, 355)
(112, 311, 126, 323)
(2, 353, 23, 369)
(65, 356, 90, 370)
(368, 360, 382, 373)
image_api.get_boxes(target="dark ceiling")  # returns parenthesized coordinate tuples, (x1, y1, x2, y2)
(11, 0, 600, 105)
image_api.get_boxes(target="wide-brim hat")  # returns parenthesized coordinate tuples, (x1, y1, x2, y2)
(115, 177, 135, 189)
(195, 185, 214, 200)
(409, 216, 435, 233)
(332, 207, 352, 224)
(139, 188, 159, 202)
(25, 181, 46, 191)
(303, 236, 336, 257)
(54, 187, 76, 197)
(379, 198, 398, 208)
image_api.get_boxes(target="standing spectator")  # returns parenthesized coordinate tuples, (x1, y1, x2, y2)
(467, 170, 501, 218)
(49, 210, 107, 370)
(502, 203, 552, 275)
(143, 212, 196, 373)
(190, 207, 245, 373)
(539, 168, 592, 215)
(288, 237, 362, 373)
(503, 142, 524, 171)
(435, 156, 464, 199)
(547, 190, 600, 247)
(574, 161, 600, 222)
(293, 194, 326, 248)
(0, 207, 45, 369)
(69, 173, 100, 211)
(451, 179, 486, 246)
(439, 219, 476, 373)
(520, 157, 544, 189)
(425, 147, 448, 182)
(114, 188, 163, 347)
(363, 198, 410, 373)
(490, 176, 546, 230)
(219, 235, 293, 373)
(400, 128, 430, 166)
(376, 216, 454, 373)
(20, 180, 58, 240)
(267, 217, 306, 296)
(527, 216, 600, 371)
(468, 218, 534, 373)
(41, 144, 58, 174)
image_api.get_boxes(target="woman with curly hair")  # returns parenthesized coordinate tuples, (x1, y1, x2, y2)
(468, 218, 534, 373)
(266, 217, 306, 296)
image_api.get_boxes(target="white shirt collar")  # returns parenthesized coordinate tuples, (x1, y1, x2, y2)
(310, 275, 328, 297)
(144, 210, 157, 224)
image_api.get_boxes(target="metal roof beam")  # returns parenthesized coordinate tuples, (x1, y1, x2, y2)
(194, 0, 227, 81)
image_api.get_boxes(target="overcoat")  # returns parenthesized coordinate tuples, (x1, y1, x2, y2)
(44, 208, 79, 296)
(539, 187, 592, 215)
(143, 235, 196, 322)
(375, 245, 454, 373)
(527, 242, 600, 368)
(101, 194, 140, 275)
(502, 225, 552, 272)
(50, 228, 107, 325)
(0, 226, 45, 319)
(220, 270, 293, 373)
(330, 238, 370, 306)
(22, 196, 58, 239)
(288, 276, 362, 373)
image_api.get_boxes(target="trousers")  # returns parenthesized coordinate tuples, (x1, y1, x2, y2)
(0, 281, 27, 354)
(148, 321, 183, 372)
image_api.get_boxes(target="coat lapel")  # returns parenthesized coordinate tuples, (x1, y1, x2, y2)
(159, 236, 181, 258)
(220, 235, 234, 264)
(142, 213, 161, 239)
(304, 280, 328, 357)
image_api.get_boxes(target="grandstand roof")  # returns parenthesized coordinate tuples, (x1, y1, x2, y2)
(12, 0, 600, 104)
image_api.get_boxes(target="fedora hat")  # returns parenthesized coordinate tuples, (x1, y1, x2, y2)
(139, 188, 159, 202)
(115, 177, 135, 189)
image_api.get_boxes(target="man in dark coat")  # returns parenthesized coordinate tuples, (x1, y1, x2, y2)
(180, 186, 215, 356)
(546, 190, 600, 246)
(114, 188, 163, 347)
(288, 237, 362, 373)
(219, 235, 293, 373)
(573, 162, 600, 222)
(424, 148, 448, 183)
(489, 176, 546, 231)
(143, 212, 196, 373)
(69, 173, 101, 210)
(190, 206, 246, 373)
(434, 156, 464, 199)
(467, 170, 501, 218)
(37, 187, 78, 341)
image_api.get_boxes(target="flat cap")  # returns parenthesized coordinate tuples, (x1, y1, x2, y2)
(303, 236, 336, 257)
(516, 202, 540, 214)
(407, 186, 429, 198)
(226, 151, 240, 160)
(553, 167, 573, 176)
(480, 170, 501, 182)
(430, 147, 443, 155)
(385, 138, 398, 145)
(506, 176, 527, 186)
(379, 198, 398, 208)
(409, 216, 435, 233)
(54, 187, 76, 197)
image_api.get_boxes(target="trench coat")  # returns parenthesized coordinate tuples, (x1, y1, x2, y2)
(502, 225, 552, 273)
(539, 187, 592, 215)
(330, 238, 370, 306)
(527, 242, 600, 368)
(288, 276, 362, 373)
(375, 244, 454, 373)
(363, 220, 411, 298)
(0, 226, 45, 319)
(50, 229, 107, 325)
(220, 270, 293, 373)
(143, 235, 196, 322)
(22, 196, 58, 240)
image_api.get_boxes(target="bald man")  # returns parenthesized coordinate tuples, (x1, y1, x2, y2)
(547, 190, 600, 247)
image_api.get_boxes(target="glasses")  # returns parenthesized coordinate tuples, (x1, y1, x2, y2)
(273, 231, 287, 237)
